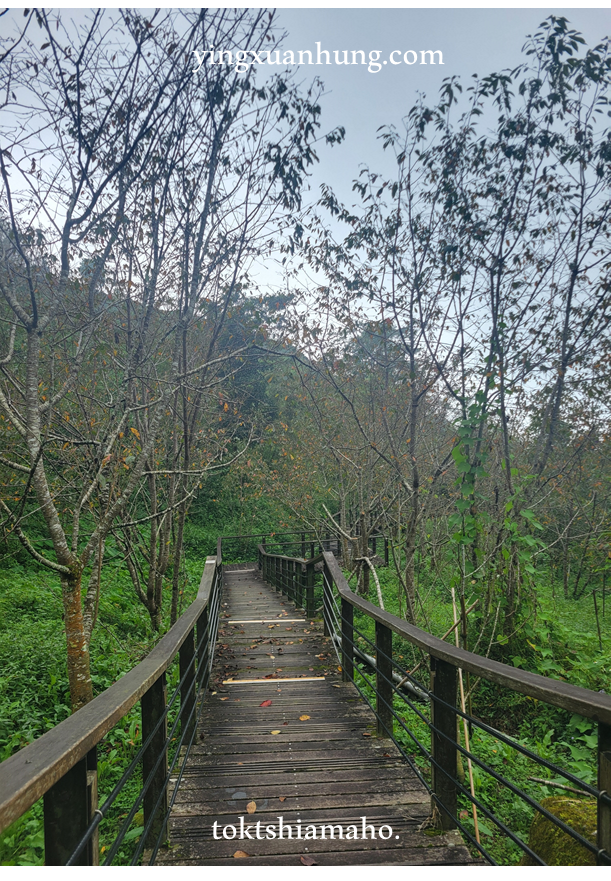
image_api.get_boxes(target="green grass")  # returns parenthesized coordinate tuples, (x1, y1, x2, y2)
(0, 539, 208, 867)
(1, 530, 606, 866)
(342, 560, 606, 865)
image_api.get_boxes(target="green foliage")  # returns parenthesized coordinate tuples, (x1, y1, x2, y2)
(0, 552, 195, 865)
(344, 555, 605, 865)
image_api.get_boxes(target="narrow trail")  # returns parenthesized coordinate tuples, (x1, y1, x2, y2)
(155, 564, 471, 865)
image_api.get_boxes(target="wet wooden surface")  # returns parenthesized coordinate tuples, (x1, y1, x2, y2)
(155, 564, 472, 866)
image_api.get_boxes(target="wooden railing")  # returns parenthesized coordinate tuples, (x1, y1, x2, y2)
(0, 553, 222, 865)
(259, 545, 611, 865)
(222, 529, 389, 566)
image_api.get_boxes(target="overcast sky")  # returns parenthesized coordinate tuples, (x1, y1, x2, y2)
(3, 5, 609, 290)
(272, 8, 610, 208)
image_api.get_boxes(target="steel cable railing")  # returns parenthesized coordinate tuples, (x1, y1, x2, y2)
(64, 563, 222, 866)
(259, 546, 611, 867)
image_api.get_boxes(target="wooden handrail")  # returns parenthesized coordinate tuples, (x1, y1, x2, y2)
(0, 556, 219, 835)
(321, 552, 611, 725)
(258, 546, 323, 566)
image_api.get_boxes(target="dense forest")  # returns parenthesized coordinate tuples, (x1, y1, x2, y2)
(0, 8, 610, 865)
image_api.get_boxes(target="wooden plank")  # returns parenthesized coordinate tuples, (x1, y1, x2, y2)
(161, 845, 473, 866)
(155, 565, 471, 868)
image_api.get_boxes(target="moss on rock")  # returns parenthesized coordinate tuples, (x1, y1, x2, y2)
(520, 796, 597, 866)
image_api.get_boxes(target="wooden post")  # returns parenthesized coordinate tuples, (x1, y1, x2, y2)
(384, 537, 389, 567)
(290, 559, 296, 603)
(301, 561, 306, 609)
(142, 674, 169, 848)
(179, 625, 196, 746)
(86, 747, 99, 866)
(376, 621, 393, 737)
(301, 532, 306, 558)
(306, 560, 316, 620)
(322, 563, 332, 636)
(430, 656, 457, 830)
(598, 722, 611, 865)
(341, 598, 354, 682)
(372, 535, 377, 556)
(44, 756, 90, 865)
(197, 607, 209, 674)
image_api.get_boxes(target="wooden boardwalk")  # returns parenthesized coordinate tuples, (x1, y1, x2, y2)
(155, 565, 472, 866)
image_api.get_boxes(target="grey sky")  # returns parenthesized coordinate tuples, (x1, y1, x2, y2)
(273, 8, 610, 208)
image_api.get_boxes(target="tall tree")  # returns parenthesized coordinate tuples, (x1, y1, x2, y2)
(0, 8, 339, 709)
(291, 16, 611, 639)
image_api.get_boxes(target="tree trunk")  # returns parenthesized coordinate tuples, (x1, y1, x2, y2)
(61, 570, 93, 712)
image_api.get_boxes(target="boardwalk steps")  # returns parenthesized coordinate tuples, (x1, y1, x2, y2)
(155, 565, 472, 866)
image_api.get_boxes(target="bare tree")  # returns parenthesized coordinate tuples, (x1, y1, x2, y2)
(0, 8, 336, 709)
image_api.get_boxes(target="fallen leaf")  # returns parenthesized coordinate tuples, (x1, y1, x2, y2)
(246, 801, 256, 814)
(259, 700, 272, 707)
(332, 684, 341, 688)
(283, 721, 288, 725)
(233, 850, 250, 859)
(279, 796, 287, 802)
(271, 730, 281, 735)
(220, 697, 229, 701)
(299, 714, 311, 721)
(301, 855, 318, 866)
(338, 666, 342, 672)
(285, 627, 292, 631)
(362, 732, 372, 737)
(459, 810, 469, 819)
(383, 752, 391, 757)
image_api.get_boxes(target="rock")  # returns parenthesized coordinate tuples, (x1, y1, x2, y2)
(520, 796, 597, 866)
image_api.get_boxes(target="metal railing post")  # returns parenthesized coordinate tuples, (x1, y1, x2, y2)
(179, 625, 196, 747)
(430, 655, 457, 830)
(376, 621, 393, 737)
(598, 722, 611, 865)
(322, 562, 332, 636)
(306, 560, 316, 620)
(44, 753, 91, 865)
(341, 598, 354, 682)
(141, 674, 168, 848)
